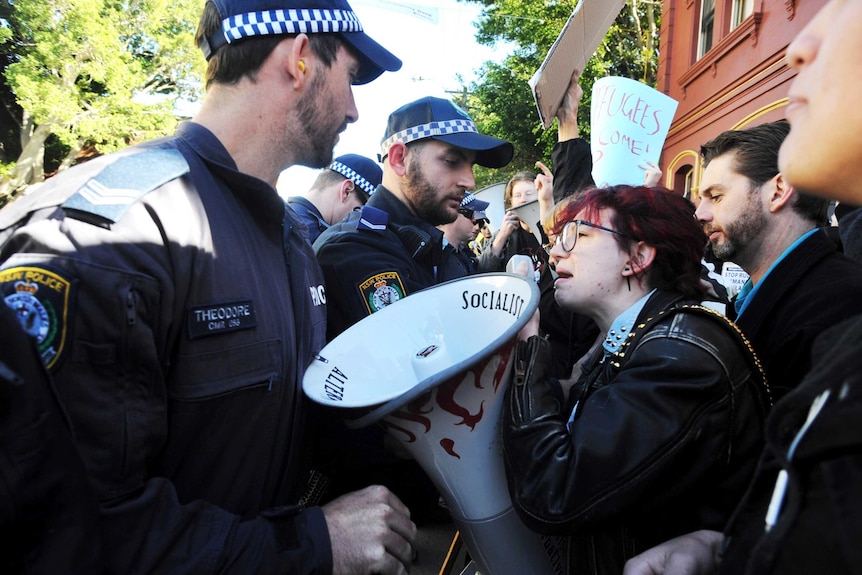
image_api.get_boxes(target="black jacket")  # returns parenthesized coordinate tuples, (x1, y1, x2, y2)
(0, 122, 331, 574)
(504, 290, 771, 575)
(720, 313, 862, 574)
(733, 228, 862, 401)
(0, 301, 102, 573)
(314, 185, 447, 340)
(551, 137, 596, 203)
(287, 195, 328, 245)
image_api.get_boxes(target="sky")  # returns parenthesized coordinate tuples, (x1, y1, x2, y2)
(274, 0, 508, 197)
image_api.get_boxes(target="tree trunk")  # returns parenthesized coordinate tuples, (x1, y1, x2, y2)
(0, 121, 53, 201)
(57, 141, 84, 173)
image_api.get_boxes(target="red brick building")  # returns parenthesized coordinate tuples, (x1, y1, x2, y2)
(658, 0, 826, 197)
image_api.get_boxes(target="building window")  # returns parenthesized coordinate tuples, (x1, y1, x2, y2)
(674, 165, 695, 198)
(684, 168, 694, 199)
(698, 0, 716, 59)
(731, 0, 754, 29)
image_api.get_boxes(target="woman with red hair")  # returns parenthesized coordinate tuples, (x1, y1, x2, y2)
(502, 185, 772, 575)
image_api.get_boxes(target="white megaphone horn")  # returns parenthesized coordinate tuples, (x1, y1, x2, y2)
(303, 273, 564, 575)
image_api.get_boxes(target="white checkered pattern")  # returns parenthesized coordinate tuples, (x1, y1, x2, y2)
(329, 161, 377, 196)
(460, 192, 478, 208)
(380, 119, 478, 156)
(221, 9, 362, 44)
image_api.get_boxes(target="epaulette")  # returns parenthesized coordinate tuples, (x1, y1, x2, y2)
(355, 205, 389, 234)
(62, 148, 189, 224)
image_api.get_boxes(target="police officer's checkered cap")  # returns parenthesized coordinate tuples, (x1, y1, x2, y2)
(329, 157, 380, 196)
(459, 191, 489, 215)
(379, 96, 514, 169)
(222, 9, 361, 44)
(202, 0, 401, 84)
(381, 119, 478, 157)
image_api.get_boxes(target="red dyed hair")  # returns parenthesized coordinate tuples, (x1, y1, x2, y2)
(551, 185, 707, 298)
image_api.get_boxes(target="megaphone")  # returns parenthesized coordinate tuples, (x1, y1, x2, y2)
(304, 273, 564, 575)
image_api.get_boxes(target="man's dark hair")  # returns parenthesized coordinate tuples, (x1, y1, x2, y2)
(701, 120, 828, 224)
(195, 1, 344, 89)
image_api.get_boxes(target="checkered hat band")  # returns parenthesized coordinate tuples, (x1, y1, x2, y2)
(380, 119, 478, 155)
(330, 161, 376, 196)
(222, 9, 362, 44)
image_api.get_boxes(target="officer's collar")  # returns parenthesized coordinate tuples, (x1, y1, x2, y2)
(367, 185, 445, 245)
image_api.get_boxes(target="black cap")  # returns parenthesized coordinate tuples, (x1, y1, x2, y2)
(203, 0, 402, 84)
(329, 154, 383, 196)
(380, 97, 514, 168)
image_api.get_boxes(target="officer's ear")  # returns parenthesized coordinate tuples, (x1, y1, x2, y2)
(282, 34, 310, 88)
(339, 180, 354, 203)
(386, 142, 409, 177)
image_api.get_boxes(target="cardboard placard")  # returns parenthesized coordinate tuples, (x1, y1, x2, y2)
(529, 0, 626, 129)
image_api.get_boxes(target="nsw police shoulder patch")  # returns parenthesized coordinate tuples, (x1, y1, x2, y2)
(0, 265, 75, 370)
(359, 272, 405, 314)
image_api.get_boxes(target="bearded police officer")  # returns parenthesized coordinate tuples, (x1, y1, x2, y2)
(312, 96, 512, 524)
(0, 0, 415, 573)
(315, 96, 513, 338)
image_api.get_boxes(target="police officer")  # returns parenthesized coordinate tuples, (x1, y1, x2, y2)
(315, 96, 514, 338)
(437, 191, 490, 280)
(312, 96, 513, 524)
(0, 0, 415, 573)
(288, 153, 383, 244)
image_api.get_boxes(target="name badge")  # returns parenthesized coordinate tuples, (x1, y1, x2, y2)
(188, 300, 256, 339)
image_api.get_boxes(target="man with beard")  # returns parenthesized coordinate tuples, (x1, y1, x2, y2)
(625, 2, 862, 572)
(695, 120, 862, 402)
(314, 96, 513, 338)
(312, 96, 512, 524)
(0, 0, 416, 573)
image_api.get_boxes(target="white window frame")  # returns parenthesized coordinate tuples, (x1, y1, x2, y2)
(731, 0, 754, 29)
(698, 0, 716, 59)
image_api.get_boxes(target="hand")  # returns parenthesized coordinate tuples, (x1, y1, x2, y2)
(323, 485, 417, 575)
(622, 529, 723, 575)
(507, 254, 534, 278)
(535, 161, 555, 225)
(491, 211, 522, 257)
(517, 308, 540, 341)
(499, 211, 521, 238)
(534, 161, 554, 204)
(640, 161, 663, 187)
(555, 69, 583, 141)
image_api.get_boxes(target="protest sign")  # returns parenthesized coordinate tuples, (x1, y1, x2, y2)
(590, 76, 678, 186)
(720, 262, 750, 298)
(529, 0, 626, 129)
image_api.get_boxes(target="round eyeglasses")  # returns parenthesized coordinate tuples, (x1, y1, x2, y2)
(558, 219, 632, 252)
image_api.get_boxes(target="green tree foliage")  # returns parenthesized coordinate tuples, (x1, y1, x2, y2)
(461, 0, 660, 188)
(0, 0, 204, 205)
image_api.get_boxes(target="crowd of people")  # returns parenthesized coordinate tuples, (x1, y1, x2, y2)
(1, 0, 861, 573)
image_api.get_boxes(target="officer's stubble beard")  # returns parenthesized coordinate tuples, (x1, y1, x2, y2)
(293, 68, 340, 169)
(403, 144, 458, 226)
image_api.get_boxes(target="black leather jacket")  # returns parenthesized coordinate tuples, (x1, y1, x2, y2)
(503, 290, 771, 575)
